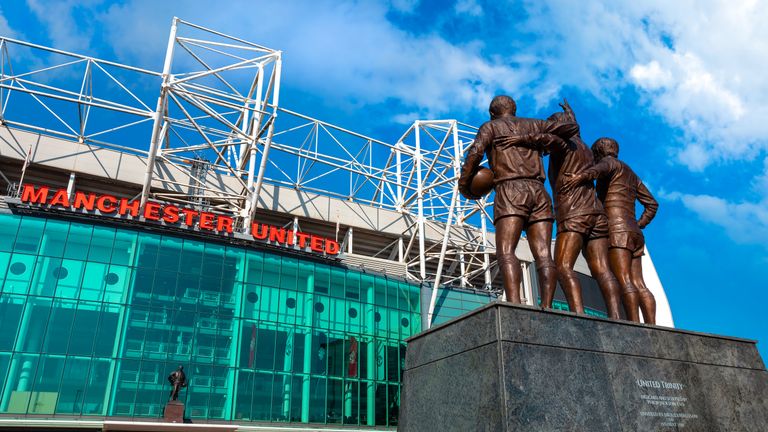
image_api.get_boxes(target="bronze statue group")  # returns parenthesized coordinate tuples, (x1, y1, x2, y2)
(459, 95, 658, 324)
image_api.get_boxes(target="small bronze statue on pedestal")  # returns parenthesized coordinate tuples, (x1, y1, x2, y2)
(168, 365, 187, 401)
(164, 365, 187, 423)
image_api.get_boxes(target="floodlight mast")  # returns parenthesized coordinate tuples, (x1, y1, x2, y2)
(138, 17, 282, 226)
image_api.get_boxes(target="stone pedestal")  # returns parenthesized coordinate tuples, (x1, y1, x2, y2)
(399, 302, 768, 432)
(163, 400, 185, 423)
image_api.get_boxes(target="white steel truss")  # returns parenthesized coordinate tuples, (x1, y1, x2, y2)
(0, 18, 499, 327)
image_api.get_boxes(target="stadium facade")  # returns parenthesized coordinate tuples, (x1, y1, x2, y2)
(0, 19, 671, 431)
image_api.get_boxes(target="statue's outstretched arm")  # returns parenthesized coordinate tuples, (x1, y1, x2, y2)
(560, 158, 613, 193)
(495, 133, 566, 154)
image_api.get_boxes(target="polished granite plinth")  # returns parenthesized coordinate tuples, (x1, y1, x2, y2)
(399, 302, 768, 432)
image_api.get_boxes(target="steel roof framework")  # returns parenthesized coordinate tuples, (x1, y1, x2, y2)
(0, 18, 499, 328)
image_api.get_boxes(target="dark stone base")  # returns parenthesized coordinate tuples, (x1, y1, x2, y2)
(163, 401, 184, 423)
(400, 302, 768, 432)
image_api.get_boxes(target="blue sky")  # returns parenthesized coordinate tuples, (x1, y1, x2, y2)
(2, 1, 767, 358)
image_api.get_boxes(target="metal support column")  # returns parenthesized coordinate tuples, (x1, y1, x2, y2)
(427, 122, 461, 327)
(248, 58, 282, 224)
(140, 17, 178, 208)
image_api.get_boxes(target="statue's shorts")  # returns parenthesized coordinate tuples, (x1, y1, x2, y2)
(493, 179, 553, 226)
(556, 213, 609, 240)
(609, 230, 645, 258)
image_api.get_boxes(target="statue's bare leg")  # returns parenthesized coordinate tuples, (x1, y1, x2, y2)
(583, 237, 622, 319)
(608, 247, 640, 322)
(631, 257, 656, 325)
(527, 220, 557, 309)
(495, 216, 525, 303)
(554, 231, 585, 313)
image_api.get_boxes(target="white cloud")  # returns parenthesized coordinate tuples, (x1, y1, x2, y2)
(0, 5, 19, 38)
(665, 191, 768, 246)
(629, 60, 672, 91)
(26, 0, 99, 53)
(515, 0, 768, 246)
(87, 1, 523, 120)
(455, 0, 483, 17)
(519, 0, 768, 170)
(391, 0, 420, 14)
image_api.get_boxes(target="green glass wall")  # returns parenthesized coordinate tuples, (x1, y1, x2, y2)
(0, 213, 422, 427)
(431, 288, 496, 326)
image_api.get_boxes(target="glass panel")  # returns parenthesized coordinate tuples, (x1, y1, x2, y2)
(43, 301, 76, 355)
(54, 259, 85, 299)
(63, 223, 92, 260)
(4, 353, 40, 413)
(0, 353, 11, 405)
(344, 270, 360, 300)
(56, 357, 89, 415)
(180, 239, 204, 275)
(29, 355, 65, 414)
(251, 372, 273, 421)
(271, 372, 292, 421)
(259, 286, 278, 323)
(0, 251, 10, 288)
(112, 359, 140, 416)
(289, 374, 305, 422)
(225, 247, 245, 285)
(386, 279, 399, 311)
(136, 233, 161, 269)
(309, 374, 326, 423)
(68, 302, 100, 356)
(4, 253, 37, 295)
(30, 256, 60, 297)
(388, 383, 400, 426)
(279, 257, 297, 292)
(0, 295, 24, 350)
(261, 254, 281, 288)
(326, 377, 344, 423)
(135, 360, 166, 416)
(39, 219, 69, 258)
(104, 265, 131, 304)
(342, 380, 359, 425)
(88, 226, 115, 263)
(110, 230, 136, 267)
(202, 243, 225, 280)
(244, 251, 263, 285)
(188, 364, 211, 419)
(329, 267, 344, 298)
(82, 359, 110, 415)
(374, 276, 387, 308)
(235, 371, 253, 420)
(13, 217, 45, 254)
(0, 214, 20, 252)
(360, 275, 375, 304)
(158, 236, 183, 273)
(305, 262, 323, 294)
(94, 304, 120, 357)
(375, 381, 388, 425)
(253, 326, 276, 371)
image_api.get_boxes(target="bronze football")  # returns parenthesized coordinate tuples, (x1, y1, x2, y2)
(470, 167, 494, 198)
